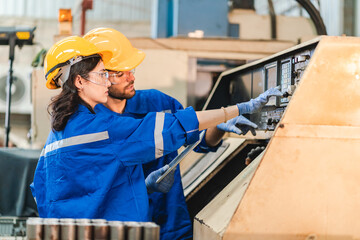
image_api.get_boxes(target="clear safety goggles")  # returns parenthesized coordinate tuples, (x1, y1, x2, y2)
(83, 71, 110, 86)
(108, 69, 135, 85)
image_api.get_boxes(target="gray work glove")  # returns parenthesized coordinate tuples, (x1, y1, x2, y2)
(236, 87, 283, 115)
(217, 115, 258, 136)
(145, 165, 175, 194)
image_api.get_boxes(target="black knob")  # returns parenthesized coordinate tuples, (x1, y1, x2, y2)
(282, 92, 289, 98)
(267, 118, 273, 125)
(272, 118, 280, 124)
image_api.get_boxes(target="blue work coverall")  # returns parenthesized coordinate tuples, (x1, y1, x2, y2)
(97, 89, 221, 239)
(31, 103, 200, 221)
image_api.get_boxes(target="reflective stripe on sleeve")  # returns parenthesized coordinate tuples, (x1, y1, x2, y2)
(41, 131, 109, 156)
(40, 148, 45, 157)
(154, 112, 165, 158)
(186, 129, 198, 134)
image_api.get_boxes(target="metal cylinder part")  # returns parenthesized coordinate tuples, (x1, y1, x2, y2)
(108, 221, 125, 240)
(75, 219, 92, 224)
(77, 222, 93, 240)
(26, 218, 44, 240)
(91, 219, 107, 224)
(59, 218, 75, 224)
(25, 218, 159, 240)
(142, 222, 160, 240)
(43, 218, 60, 240)
(93, 223, 109, 240)
(125, 222, 142, 240)
(60, 219, 76, 240)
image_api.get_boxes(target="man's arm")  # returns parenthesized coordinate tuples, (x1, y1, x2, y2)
(204, 126, 225, 147)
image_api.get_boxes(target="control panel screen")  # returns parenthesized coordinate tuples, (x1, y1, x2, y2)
(265, 63, 277, 106)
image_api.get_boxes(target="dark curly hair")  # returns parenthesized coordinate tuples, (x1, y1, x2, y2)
(48, 55, 102, 131)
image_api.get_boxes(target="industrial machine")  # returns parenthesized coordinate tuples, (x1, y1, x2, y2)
(179, 35, 360, 239)
(181, 36, 320, 220)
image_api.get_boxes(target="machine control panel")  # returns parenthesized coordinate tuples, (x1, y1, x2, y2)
(204, 38, 319, 131)
(260, 107, 285, 131)
(258, 50, 314, 130)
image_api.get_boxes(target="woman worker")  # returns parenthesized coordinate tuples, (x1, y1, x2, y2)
(31, 36, 281, 221)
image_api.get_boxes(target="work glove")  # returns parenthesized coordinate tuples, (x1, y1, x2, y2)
(145, 165, 175, 194)
(217, 115, 258, 136)
(245, 146, 266, 165)
(236, 87, 283, 115)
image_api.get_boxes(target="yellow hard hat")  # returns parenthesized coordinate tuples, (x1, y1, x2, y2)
(44, 36, 113, 89)
(83, 27, 145, 72)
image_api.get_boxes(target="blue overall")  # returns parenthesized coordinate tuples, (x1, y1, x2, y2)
(97, 89, 221, 239)
(31, 103, 199, 221)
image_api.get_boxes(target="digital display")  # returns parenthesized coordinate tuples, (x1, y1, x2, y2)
(252, 69, 263, 98)
(265, 63, 277, 106)
(267, 66, 277, 89)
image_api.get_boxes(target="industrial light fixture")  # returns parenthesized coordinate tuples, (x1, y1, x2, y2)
(58, 9, 73, 35)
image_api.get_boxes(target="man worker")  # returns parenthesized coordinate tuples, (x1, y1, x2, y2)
(83, 28, 281, 240)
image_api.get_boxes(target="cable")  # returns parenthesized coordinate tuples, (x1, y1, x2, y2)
(295, 0, 327, 35)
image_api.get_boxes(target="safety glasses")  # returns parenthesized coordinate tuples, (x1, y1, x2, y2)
(83, 71, 110, 86)
(108, 69, 135, 84)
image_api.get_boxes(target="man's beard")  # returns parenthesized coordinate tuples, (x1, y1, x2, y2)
(108, 86, 136, 100)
